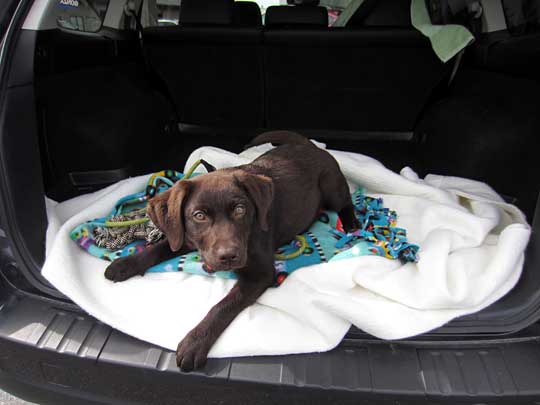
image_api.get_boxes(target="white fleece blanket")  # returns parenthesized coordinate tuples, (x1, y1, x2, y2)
(42, 143, 531, 357)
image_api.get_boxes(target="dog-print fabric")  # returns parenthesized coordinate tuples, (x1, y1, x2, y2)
(71, 169, 419, 286)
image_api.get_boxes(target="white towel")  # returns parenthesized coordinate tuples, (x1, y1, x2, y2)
(42, 143, 531, 357)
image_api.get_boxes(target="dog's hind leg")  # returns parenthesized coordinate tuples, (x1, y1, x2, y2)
(338, 205, 359, 233)
(319, 168, 360, 233)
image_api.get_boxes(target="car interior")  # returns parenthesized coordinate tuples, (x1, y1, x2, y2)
(12, 0, 540, 330)
(1, 0, 540, 402)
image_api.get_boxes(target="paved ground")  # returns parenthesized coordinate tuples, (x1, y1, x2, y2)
(0, 390, 33, 404)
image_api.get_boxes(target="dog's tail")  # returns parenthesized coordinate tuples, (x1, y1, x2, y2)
(243, 130, 312, 150)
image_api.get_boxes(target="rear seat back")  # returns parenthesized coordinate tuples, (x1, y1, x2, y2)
(144, 0, 264, 129)
(263, 2, 449, 132)
(144, 0, 449, 135)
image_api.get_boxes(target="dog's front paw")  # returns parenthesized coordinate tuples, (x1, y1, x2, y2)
(104, 257, 145, 282)
(176, 331, 211, 372)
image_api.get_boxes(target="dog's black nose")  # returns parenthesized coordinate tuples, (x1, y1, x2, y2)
(217, 248, 239, 265)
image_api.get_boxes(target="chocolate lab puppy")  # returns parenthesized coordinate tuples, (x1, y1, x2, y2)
(104, 131, 359, 371)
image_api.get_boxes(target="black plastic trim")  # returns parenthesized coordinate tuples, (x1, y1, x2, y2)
(1, 287, 540, 404)
(0, 0, 62, 298)
(69, 168, 131, 190)
(178, 122, 415, 142)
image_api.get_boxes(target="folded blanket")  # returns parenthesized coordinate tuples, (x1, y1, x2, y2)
(70, 169, 419, 285)
(42, 142, 531, 358)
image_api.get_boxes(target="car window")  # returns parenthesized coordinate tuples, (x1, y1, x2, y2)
(154, 0, 181, 26)
(148, 0, 279, 27)
(145, 0, 353, 28)
(320, 0, 355, 26)
(248, 0, 283, 19)
(56, 0, 109, 33)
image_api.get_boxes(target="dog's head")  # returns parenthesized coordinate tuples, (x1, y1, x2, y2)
(147, 170, 273, 272)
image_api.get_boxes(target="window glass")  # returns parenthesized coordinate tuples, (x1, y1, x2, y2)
(145, 0, 358, 28)
(56, 0, 109, 32)
(320, 0, 354, 26)
(248, 0, 285, 18)
(154, 0, 181, 26)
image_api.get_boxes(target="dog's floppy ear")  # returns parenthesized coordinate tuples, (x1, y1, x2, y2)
(235, 172, 274, 231)
(147, 181, 190, 251)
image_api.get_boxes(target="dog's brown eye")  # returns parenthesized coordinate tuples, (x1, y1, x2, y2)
(234, 204, 246, 216)
(193, 211, 207, 221)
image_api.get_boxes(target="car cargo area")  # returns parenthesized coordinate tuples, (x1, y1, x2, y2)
(6, 0, 540, 333)
(2, 0, 540, 402)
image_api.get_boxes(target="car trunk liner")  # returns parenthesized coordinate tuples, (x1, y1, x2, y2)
(1, 290, 540, 403)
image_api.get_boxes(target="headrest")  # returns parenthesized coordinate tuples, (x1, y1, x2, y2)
(265, 5, 328, 27)
(179, 0, 234, 26)
(233, 2, 262, 27)
(287, 0, 320, 5)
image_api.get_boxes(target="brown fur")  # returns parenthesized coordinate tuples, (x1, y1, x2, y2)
(104, 131, 358, 371)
